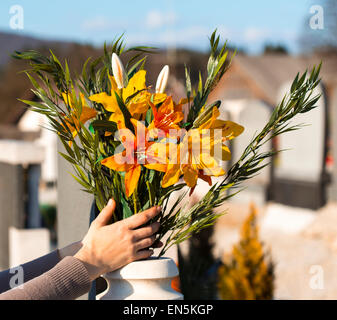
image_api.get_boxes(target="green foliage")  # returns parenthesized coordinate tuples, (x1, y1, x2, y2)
(186, 30, 233, 127)
(218, 204, 274, 300)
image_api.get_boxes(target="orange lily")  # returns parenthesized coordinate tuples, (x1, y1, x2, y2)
(101, 119, 168, 197)
(174, 97, 192, 113)
(148, 96, 184, 139)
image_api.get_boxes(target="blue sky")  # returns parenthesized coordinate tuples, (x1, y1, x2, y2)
(0, 0, 317, 54)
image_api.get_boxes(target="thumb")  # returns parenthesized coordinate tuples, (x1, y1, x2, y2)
(94, 199, 116, 227)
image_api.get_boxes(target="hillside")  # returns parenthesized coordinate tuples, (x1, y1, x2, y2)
(0, 31, 209, 126)
(0, 31, 74, 67)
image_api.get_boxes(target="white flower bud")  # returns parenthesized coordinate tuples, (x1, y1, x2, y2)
(111, 53, 127, 89)
(155, 65, 169, 93)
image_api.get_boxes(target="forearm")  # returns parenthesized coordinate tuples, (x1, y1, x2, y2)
(0, 241, 82, 294)
(0, 256, 91, 300)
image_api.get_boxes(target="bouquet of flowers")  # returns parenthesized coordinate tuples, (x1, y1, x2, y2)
(14, 31, 321, 256)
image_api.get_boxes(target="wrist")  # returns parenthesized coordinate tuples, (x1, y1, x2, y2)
(74, 247, 105, 281)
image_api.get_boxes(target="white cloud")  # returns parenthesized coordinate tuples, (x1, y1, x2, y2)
(161, 25, 232, 47)
(125, 25, 232, 51)
(145, 10, 177, 29)
(125, 25, 233, 50)
(216, 25, 232, 40)
(82, 16, 128, 32)
(243, 27, 270, 42)
(164, 26, 209, 44)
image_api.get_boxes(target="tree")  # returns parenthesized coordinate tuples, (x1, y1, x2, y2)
(217, 203, 274, 300)
(263, 43, 288, 55)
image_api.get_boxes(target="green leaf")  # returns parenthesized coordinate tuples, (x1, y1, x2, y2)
(127, 56, 147, 77)
(89, 122, 95, 134)
(145, 107, 154, 126)
(184, 65, 192, 98)
(114, 92, 134, 133)
(121, 197, 133, 219)
(58, 152, 77, 165)
(60, 138, 75, 158)
(146, 181, 155, 207)
(91, 119, 117, 133)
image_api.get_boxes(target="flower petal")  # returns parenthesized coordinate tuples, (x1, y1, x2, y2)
(221, 144, 232, 161)
(123, 70, 146, 101)
(199, 153, 225, 176)
(145, 142, 168, 172)
(89, 92, 118, 112)
(182, 164, 198, 188)
(80, 107, 97, 124)
(101, 153, 128, 171)
(198, 171, 212, 186)
(144, 163, 167, 172)
(221, 121, 244, 140)
(161, 164, 181, 188)
(125, 165, 141, 197)
(62, 93, 74, 109)
(108, 75, 119, 94)
(152, 93, 167, 105)
(109, 110, 124, 125)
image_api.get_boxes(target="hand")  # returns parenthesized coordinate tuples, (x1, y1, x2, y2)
(74, 199, 163, 280)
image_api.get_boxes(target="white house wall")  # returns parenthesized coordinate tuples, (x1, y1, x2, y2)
(18, 110, 57, 183)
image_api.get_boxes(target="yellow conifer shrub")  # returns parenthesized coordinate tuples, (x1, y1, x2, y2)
(217, 203, 274, 300)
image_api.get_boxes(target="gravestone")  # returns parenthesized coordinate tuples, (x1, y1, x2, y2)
(27, 164, 42, 228)
(327, 86, 337, 202)
(9, 227, 50, 268)
(0, 140, 44, 269)
(272, 82, 326, 209)
(57, 139, 93, 248)
(220, 99, 272, 206)
(57, 139, 93, 299)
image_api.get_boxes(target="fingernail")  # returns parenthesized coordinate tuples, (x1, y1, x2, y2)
(108, 199, 113, 206)
(156, 206, 162, 212)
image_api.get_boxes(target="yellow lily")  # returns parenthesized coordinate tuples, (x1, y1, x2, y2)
(89, 70, 166, 126)
(61, 92, 97, 139)
(161, 107, 244, 189)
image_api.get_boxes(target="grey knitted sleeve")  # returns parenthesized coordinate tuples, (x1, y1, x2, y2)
(0, 250, 61, 294)
(0, 256, 91, 300)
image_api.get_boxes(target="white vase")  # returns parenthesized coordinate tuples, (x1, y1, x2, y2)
(98, 257, 183, 300)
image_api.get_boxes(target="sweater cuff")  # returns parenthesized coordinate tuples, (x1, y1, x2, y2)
(46, 256, 91, 300)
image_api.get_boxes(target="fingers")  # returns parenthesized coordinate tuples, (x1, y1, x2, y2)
(152, 240, 163, 249)
(135, 249, 154, 261)
(93, 199, 116, 227)
(126, 206, 161, 230)
(133, 222, 160, 240)
(135, 235, 157, 251)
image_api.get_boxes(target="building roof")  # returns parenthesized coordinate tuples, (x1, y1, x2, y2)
(209, 53, 337, 106)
